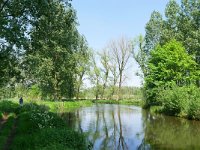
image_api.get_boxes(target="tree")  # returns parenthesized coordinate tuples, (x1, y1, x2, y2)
(144, 0, 200, 87)
(109, 62, 119, 99)
(99, 49, 110, 99)
(0, 0, 81, 100)
(144, 11, 163, 53)
(89, 53, 102, 100)
(25, 1, 81, 100)
(74, 36, 90, 100)
(0, 0, 28, 88)
(132, 35, 148, 79)
(109, 37, 133, 99)
(145, 40, 198, 106)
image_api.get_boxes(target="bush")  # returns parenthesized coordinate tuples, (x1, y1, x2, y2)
(187, 87, 200, 120)
(157, 85, 200, 118)
(34, 128, 87, 150)
(0, 101, 18, 113)
(158, 86, 189, 116)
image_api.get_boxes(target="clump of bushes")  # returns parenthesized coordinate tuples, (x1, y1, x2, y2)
(157, 85, 200, 119)
(0, 101, 88, 150)
(10, 103, 87, 150)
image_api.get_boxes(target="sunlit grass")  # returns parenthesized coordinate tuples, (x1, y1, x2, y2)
(94, 99, 144, 106)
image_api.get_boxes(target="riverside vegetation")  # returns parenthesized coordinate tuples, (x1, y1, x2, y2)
(133, 1, 200, 119)
(0, 0, 200, 149)
(0, 100, 92, 150)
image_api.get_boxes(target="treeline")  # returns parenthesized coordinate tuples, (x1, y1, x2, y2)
(0, 0, 141, 101)
(135, 0, 200, 119)
(0, 0, 90, 100)
(81, 86, 142, 100)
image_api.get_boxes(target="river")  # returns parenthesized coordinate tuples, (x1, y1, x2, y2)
(62, 104, 200, 150)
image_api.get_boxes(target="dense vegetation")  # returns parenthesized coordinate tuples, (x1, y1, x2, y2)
(0, 0, 91, 100)
(1, 0, 200, 149)
(0, 0, 141, 101)
(133, 0, 200, 119)
(0, 100, 92, 149)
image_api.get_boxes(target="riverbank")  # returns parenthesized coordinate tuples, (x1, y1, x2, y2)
(0, 100, 91, 150)
(93, 99, 143, 106)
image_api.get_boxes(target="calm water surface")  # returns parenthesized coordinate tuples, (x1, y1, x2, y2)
(62, 104, 200, 150)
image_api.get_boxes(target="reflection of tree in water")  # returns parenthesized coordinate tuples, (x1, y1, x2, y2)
(60, 112, 76, 128)
(138, 110, 200, 149)
(83, 105, 129, 150)
(76, 109, 83, 133)
(117, 105, 128, 150)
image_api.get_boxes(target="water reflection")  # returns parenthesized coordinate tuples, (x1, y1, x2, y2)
(142, 111, 200, 149)
(62, 104, 200, 150)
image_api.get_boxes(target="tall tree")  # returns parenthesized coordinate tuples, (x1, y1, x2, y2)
(109, 37, 133, 99)
(132, 35, 148, 79)
(99, 49, 110, 99)
(89, 53, 102, 100)
(144, 0, 200, 87)
(25, 1, 80, 100)
(109, 58, 119, 99)
(74, 36, 90, 100)
(144, 11, 163, 53)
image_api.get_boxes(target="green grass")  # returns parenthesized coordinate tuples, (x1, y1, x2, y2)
(0, 100, 89, 150)
(39, 100, 93, 112)
(93, 99, 144, 106)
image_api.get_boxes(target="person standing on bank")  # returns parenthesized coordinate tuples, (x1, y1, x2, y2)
(19, 97, 23, 106)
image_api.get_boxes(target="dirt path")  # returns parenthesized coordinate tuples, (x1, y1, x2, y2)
(0, 119, 7, 133)
(3, 118, 18, 150)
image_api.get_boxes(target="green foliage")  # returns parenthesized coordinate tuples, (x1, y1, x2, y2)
(145, 40, 198, 106)
(187, 87, 200, 120)
(156, 85, 200, 119)
(0, 100, 18, 114)
(0, 0, 90, 101)
(0, 117, 15, 149)
(34, 128, 87, 150)
(0, 100, 88, 149)
(26, 1, 80, 100)
(39, 100, 93, 112)
(158, 85, 190, 116)
(94, 99, 143, 106)
(142, 0, 200, 119)
(145, 0, 200, 58)
(145, 11, 163, 52)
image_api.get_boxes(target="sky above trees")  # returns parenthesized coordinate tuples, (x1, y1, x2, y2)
(72, 0, 180, 87)
(72, 0, 180, 50)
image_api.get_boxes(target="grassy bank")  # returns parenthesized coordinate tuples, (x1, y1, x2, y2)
(93, 99, 144, 106)
(2, 99, 93, 112)
(0, 100, 90, 150)
(38, 100, 93, 112)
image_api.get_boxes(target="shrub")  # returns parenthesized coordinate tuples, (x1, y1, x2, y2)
(0, 101, 18, 113)
(157, 85, 200, 118)
(34, 128, 87, 150)
(187, 87, 200, 120)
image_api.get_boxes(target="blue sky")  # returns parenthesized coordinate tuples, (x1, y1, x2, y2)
(72, 0, 172, 50)
(71, 0, 173, 87)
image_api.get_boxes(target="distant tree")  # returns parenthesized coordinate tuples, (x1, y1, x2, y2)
(99, 49, 110, 99)
(89, 53, 102, 100)
(109, 37, 133, 99)
(74, 36, 90, 100)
